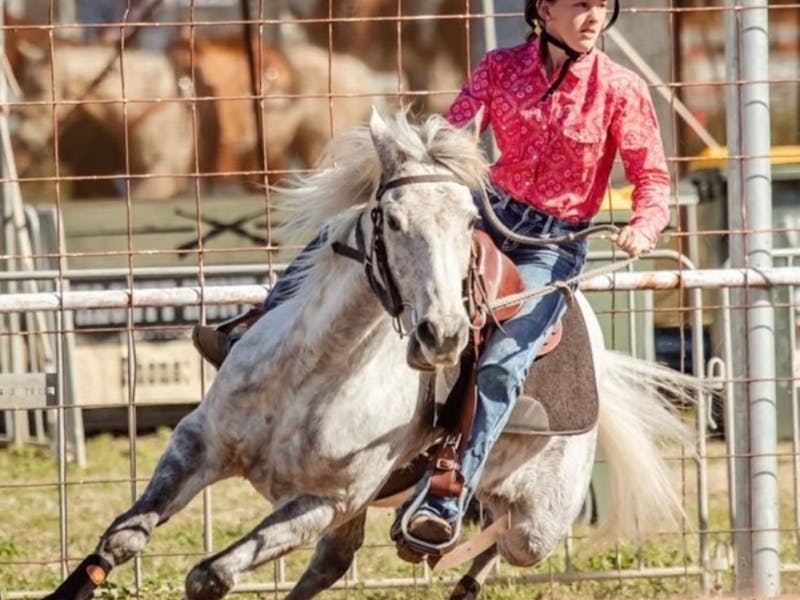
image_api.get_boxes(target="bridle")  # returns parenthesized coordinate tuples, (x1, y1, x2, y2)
(332, 174, 467, 327)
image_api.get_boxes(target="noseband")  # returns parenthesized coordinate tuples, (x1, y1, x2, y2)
(332, 174, 467, 322)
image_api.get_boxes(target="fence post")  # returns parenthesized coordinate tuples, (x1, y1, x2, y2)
(727, 1, 781, 596)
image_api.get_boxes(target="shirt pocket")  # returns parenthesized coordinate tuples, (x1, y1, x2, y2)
(561, 126, 605, 169)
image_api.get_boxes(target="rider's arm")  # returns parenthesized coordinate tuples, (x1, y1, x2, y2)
(444, 53, 494, 132)
(610, 76, 671, 246)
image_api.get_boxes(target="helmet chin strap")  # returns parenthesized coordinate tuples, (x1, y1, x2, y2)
(539, 30, 582, 101)
(530, 0, 621, 101)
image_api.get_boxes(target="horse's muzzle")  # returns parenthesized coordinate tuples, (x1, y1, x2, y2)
(406, 316, 469, 371)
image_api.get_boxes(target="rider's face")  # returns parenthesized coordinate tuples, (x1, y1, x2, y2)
(539, 0, 608, 53)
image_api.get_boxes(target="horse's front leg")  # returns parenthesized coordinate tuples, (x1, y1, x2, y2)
(184, 495, 340, 600)
(283, 509, 367, 600)
(44, 410, 228, 600)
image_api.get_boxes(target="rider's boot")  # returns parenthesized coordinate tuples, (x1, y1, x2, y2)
(390, 495, 459, 565)
(192, 326, 231, 369)
(406, 509, 454, 544)
(192, 306, 264, 369)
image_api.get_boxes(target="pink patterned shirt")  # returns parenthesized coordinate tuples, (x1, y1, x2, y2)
(446, 38, 670, 243)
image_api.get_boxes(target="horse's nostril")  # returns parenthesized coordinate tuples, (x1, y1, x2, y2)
(416, 319, 439, 349)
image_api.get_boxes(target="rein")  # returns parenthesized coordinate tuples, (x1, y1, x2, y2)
(478, 188, 619, 246)
(473, 188, 640, 309)
(491, 254, 639, 311)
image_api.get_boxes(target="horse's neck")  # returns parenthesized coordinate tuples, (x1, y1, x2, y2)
(284, 249, 395, 366)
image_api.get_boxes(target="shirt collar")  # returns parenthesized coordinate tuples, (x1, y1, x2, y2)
(530, 37, 597, 85)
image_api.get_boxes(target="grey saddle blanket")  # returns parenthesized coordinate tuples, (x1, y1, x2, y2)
(505, 300, 599, 435)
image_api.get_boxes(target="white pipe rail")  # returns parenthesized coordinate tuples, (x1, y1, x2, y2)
(1, 267, 800, 313)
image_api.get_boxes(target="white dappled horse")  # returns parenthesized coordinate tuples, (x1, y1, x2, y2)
(45, 109, 692, 600)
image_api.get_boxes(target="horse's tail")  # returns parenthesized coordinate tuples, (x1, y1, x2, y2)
(595, 349, 697, 540)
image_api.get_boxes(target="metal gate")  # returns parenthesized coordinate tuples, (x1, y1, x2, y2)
(1, 1, 798, 598)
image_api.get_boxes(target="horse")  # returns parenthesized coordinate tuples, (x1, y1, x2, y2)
(12, 42, 194, 200)
(45, 109, 692, 600)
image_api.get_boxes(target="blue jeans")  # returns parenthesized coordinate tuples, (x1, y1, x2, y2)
(414, 186, 588, 522)
(262, 230, 328, 312)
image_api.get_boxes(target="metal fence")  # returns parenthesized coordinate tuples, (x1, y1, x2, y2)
(1, 1, 799, 598)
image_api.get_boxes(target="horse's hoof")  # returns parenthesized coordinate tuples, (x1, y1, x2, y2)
(449, 575, 482, 600)
(184, 561, 233, 600)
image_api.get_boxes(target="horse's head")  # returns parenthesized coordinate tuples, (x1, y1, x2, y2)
(365, 109, 487, 370)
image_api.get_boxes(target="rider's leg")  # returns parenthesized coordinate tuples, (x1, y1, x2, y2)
(406, 260, 570, 538)
(193, 230, 328, 367)
(404, 211, 589, 544)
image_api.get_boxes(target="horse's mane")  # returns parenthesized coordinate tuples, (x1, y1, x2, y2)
(271, 108, 489, 255)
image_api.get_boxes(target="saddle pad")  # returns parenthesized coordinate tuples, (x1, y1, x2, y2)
(504, 301, 599, 436)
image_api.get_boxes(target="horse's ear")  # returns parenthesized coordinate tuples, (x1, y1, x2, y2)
(369, 106, 398, 173)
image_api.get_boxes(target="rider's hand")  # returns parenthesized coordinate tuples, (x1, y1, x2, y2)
(611, 225, 653, 258)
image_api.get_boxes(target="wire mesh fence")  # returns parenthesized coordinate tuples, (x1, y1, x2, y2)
(1, 1, 799, 598)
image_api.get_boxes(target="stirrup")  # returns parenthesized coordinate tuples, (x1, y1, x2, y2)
(391, 477, 464, 561)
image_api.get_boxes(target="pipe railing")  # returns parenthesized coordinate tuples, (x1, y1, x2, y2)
(2, 266, 800, 313)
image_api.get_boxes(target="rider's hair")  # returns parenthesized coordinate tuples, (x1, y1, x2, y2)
(524, 0, 553, 40)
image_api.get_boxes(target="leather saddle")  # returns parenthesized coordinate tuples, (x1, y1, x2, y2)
(468, 230, 562, 356)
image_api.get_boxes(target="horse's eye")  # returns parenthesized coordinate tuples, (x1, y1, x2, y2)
(386, 214, 402, 231)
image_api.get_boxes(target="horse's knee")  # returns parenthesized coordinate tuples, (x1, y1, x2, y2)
(497, 526, 553, 568)
(318, 547, 355, 581)
(97, 511, 158, 565)
(185, 559, 234, 600)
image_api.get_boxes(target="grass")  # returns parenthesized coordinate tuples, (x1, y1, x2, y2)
(1, 428, 798, 599)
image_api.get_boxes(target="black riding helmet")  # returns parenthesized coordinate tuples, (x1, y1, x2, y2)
(524, 0, 621, 99)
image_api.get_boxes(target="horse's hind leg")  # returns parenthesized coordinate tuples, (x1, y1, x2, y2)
(284, 509, 367, 600)
(45, 411, 226, 600)
(184, 495, 339, 600)
(449, 544, 499, 600)
(447, 507, 499, 600)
